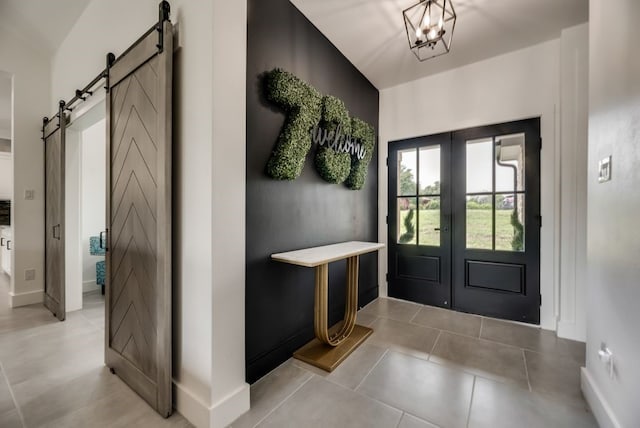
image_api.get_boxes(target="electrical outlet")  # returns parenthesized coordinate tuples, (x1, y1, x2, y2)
(598, 342, 614, 378)
(24, 269, 36, 281)
(598, 156, 612, 183)
(24, 189, 35, 200)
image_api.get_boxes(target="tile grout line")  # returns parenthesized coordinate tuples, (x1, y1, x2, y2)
(441, 327, 533, 352)
(401, 299, 583, 358)
(522, 349, 532, 392)
(427, 330, 442, 359)
(465, 376, 477, 428)
(0, 358, 27, 428)
(250, 374, 314, 428)
(406, 320, 481, 341)
(394, 412, 405, 428)
(408, 306, 421, 323)
(403, 411, 441, 428)
(354, 348, 389, 391)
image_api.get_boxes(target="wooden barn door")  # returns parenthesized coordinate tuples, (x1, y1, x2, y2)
(105, 14, 173, 417)
(44, 111, 66, 321)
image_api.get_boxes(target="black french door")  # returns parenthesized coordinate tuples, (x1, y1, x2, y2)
(388, 118, 541, 324)
(388, 133, 452, 308)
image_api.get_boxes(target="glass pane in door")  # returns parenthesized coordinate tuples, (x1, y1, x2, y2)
(398, 149, 417, 196)
(419, 146, 440, 195)
(466, 138, 493, 193)
(495, 133, 525, 192)
(419, 196, 440, 246)
(466, 195, 493, 250)
(398, 197, 417, 245)
(495, 194, 525, 252)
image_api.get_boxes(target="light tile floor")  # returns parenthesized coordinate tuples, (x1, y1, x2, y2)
(230, 298, 597, 428)
(0, 271, 597, 428)
(0, 273, 191, 428)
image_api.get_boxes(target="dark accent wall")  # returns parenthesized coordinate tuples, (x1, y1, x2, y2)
(246, 0, 380, 383)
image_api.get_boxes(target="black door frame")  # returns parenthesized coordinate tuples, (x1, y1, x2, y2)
(388, 118, 541, 324)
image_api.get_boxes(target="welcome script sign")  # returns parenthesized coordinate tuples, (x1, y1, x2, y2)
(264, 68, 375, 190)
(311, 124, 368, 161)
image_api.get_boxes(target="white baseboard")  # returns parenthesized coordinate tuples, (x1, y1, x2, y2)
(581, 367, 622, 428)
(174, 381, 250, 428)
(82, 280, 99, 293)
(210, 383, 250, 428)
(557, 320, 586, 342)
(9, 289, 43, 307)
(174, 382, 211, 428)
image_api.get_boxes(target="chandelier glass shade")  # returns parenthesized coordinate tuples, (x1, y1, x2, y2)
(403, 0, 457, 61)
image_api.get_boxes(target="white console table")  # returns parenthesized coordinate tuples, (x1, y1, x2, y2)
(272, 241, 384, 371)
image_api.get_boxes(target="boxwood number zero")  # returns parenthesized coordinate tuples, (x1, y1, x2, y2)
(265, 68, 375, 190)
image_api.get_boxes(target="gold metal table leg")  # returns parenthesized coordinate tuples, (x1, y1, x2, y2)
(314, 256, 359, 346)
(294, 255, 373, 371)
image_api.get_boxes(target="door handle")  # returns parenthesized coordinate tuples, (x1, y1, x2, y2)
(434, 227, 449, 232)
(6, 240, 11, 251)
(0, 237, 4, 247)
(100, 230, 108, 251)
(53, 224, 61, 240)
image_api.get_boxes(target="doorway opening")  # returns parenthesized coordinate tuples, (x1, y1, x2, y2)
(388, 118, 541, 324)
(65, 96, 106, 328)
(0, 70, 13, 309)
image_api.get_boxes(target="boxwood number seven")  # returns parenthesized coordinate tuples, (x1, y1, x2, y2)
(265, 68, 375, 190)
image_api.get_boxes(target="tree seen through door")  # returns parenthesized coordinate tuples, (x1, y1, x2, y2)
(397, 146, 441, 246)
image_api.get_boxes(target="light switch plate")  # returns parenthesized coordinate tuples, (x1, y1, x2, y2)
(24, 189, 35, 200)
(598, 156, 612, 183)
(24, 269, 36, 281)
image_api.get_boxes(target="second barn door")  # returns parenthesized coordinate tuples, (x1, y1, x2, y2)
(105, 15, 173, 416)
(44, 113, 66, 321)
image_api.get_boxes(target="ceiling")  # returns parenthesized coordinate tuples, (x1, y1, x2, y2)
(290, 0, 588, 89)
(0, 0, 90, 55)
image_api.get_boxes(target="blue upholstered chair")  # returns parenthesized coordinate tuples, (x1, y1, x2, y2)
(89, 236, 106, 294)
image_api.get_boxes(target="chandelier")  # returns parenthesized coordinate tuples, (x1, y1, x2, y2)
(403, 0, 457, 61)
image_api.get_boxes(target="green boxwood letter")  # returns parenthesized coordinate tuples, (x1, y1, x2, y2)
(314, 95, 352, 184)
(265, 69, 322, 180)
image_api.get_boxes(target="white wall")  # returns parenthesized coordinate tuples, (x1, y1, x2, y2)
(557, 24, 589, 342)
(80, 119, 106, 291)
(582, 1, 640, 427)
(52, 1, 248, 426)
(380, 38, 582, 333)
(210, 1, 248, 426)
(0, 27, 50, 307)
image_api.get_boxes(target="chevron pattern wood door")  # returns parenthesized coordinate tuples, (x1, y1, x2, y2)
(44, 120, 65, 321)
(105, 20, 172, 417)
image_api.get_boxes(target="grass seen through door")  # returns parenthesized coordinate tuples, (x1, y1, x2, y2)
(398, 208, 521, 250)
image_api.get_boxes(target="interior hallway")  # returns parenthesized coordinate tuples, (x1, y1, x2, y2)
(231, 298, 596, 428)
(0, 274, 191, 428)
